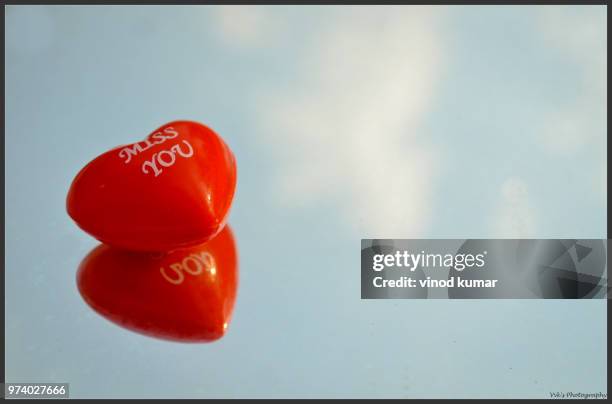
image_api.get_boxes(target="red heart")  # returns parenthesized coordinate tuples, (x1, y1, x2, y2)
(67, 121, 237, 251)
(77, 226, 238, 343)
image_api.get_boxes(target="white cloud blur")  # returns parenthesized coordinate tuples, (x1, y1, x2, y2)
(211, 5, 281, 48)
(536, 7, 606, 154)
(493, 177, 537, 238)
(255, 7, 446, 236)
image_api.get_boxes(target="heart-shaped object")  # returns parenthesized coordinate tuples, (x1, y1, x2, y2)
(77, 226, 238, 342)
(67, 121, 237, 251)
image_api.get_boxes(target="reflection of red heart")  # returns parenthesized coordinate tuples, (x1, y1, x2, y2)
(67, 121, 237, 251)
(77, 226, 238, 343)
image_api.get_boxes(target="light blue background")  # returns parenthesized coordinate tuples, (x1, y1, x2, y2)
(5, 5, 607, 398)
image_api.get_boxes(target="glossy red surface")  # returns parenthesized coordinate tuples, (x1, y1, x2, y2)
(67, 121, 237, 251)
(77, 226, 238, 343)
